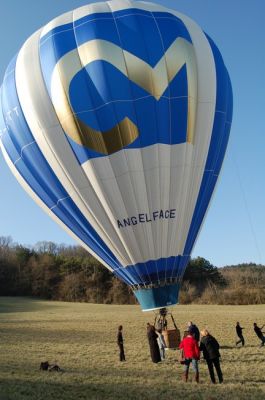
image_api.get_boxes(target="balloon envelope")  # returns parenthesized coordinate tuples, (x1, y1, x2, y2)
(0, 0, 232, 310)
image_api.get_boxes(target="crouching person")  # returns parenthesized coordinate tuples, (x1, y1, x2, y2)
(179, 327, 200, 383)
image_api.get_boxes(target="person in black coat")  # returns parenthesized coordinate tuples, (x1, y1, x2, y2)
(147, 324, 161, 363)
(117, 325, 125, 361)
(253, 323, 265, 346)
(200, 329, 223, 384)
(236, 322, 245, 346)
(188, 321, 200, 342)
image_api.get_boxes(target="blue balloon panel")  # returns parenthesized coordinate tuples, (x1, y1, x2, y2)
(0, 2, 233, 311)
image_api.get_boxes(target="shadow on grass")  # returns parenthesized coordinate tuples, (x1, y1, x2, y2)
(0, 375, 264, 400)
(223, 355, 265, 363)
(0, 297, 62, 314)
(221, 345, 260, 349)
(0, 324, 104, 344)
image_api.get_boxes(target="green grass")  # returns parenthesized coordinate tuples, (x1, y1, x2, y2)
(1, 297, 265, 400)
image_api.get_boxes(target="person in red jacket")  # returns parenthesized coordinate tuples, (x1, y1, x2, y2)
(179, 328, 200, 383)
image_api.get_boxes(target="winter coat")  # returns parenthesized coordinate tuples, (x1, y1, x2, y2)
(236, 325, 243, 337)
(147, 329, 161, 363)
(157, 332, 166, 350)
(254, 326, 264, 339)
(200, 335, 220, 360)
(117, 331, 123, 345)
(179, 335, 200, 360)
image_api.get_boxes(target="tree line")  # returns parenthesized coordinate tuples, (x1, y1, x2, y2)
(0, 236, 264, 305)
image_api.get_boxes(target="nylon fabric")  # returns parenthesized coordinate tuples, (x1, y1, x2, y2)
(0, 0, 233, 309)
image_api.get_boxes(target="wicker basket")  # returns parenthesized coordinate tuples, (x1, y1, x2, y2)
(162, 328, 181, 349)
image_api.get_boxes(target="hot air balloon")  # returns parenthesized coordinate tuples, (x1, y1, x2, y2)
(0, 0, 232, 311)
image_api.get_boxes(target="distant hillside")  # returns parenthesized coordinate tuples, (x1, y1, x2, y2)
(219, 263, 265, 305)
(1, 236, 265, 305)
(180, 261, 265, 305)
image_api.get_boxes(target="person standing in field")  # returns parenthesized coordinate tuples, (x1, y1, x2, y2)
(235, 322, 245, 346)
(253, 323, 265, 347)
(156, 329, 166, 360)
(179, 328, 200, 383)
(200, 329, 223, 384)
(188, 321, 200, 342)
(147, 324, 161, 363)
(117, 325, 126, 361)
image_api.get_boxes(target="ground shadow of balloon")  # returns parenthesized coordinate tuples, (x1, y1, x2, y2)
(0, 297, 61, 314)
(1, 375, 264, 400)
(220, 345, 261, 349)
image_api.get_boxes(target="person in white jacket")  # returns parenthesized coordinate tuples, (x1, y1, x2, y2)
(156, 329, 166, 360)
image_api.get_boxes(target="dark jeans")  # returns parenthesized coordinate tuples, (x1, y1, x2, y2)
(236, 335, 245, 346)
(259, 336, 265, 346)
(118, 343, 125, 361)
(183, 358, 198, 373)
(206, 358, 223, 383)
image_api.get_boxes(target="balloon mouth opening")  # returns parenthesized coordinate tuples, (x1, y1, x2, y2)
(133, 282, 180, 311)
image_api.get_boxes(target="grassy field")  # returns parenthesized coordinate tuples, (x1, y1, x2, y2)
(0, 298, 265, 400)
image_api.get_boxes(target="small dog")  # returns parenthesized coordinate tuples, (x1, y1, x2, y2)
(40, 361, 49, 371)
(49, 364, 61, 372)
(39, 361, 61, 372)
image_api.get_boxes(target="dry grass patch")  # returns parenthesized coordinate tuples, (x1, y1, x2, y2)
(0, 298, 265, 399)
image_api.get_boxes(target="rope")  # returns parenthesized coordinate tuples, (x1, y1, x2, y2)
(232, 150, 262, 264)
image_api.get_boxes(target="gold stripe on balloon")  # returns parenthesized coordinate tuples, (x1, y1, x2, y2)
(75, 117, 139, 155)
(51, 37, 197, 154)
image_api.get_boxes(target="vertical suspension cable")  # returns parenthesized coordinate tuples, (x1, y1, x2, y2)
(231, 147, 262, 264)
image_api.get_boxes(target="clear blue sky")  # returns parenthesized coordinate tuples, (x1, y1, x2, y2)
(0, 0, 264, 267)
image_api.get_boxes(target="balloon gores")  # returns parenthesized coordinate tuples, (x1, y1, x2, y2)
(0, 0, 233, 311)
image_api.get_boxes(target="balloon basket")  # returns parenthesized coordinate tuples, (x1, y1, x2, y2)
(154, 307, 181, 349)
(162, 328, 181, 349)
